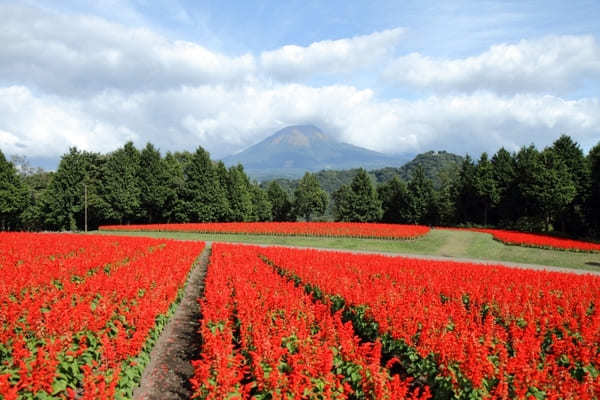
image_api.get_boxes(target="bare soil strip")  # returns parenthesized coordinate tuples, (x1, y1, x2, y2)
(133, 245, 210, 400)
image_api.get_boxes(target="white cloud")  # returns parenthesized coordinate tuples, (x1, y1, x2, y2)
(260, 28, 406, 81)
(0, 4, 256, 96)
(0, 86, 136, 157)
(384, 35, 600, 94)
(1, 3, 599, 168)
(2, 83, 599, 162)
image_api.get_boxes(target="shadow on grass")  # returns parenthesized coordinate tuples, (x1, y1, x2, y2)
(585, 261, 600, 268)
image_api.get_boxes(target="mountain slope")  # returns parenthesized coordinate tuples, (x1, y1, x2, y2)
(222, 125, 409, 180)
(264, 150, 465, 195)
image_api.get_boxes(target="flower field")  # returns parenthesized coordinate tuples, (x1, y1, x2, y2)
(191, 243, 430, 400)
(0, 233, 205, 399)
(99, 222, 430, 240)
(192, 243, 600, 399)
(441, 227, 600, 253)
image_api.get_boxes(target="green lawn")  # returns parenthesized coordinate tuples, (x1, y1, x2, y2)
(92, 229, 600, 272)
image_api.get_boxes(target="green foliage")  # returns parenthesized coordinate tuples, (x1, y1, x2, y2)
(38, 147, 107, 231)
(0, 150, 29, 230)
(181, 146, 230, 222)
(332, 169, 382, 222)
(249, 182, 272, 222)
(225, 165, 253, 221)
(267, 181, 294, 221)
(378, 177, 411, 223)
(138, 143, 171, 223)
(550, 135, 589, 234)
(294, 172, 328, 221)
(102, 142, 142, 224)
(588, 143, 600, 236)
(407, 166, 437, 225)
(473, 153, 499, 226)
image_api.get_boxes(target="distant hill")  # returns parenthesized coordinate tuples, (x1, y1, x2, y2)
(264, 150, 465, 195)
(222, 125, 411, 180)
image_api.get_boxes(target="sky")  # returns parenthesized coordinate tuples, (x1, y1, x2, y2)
(1, 0, 600, 169)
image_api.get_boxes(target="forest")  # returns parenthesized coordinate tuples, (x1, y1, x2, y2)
(0, 134, 599, 239)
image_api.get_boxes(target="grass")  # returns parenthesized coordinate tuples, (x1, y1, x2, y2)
(91, 229, 600, 272)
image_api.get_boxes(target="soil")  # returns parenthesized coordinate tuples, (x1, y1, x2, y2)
(133, 245, 211, 400)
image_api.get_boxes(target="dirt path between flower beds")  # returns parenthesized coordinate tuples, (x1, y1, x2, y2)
(205, 241, 600, 276)
(133, 245, 210, 400)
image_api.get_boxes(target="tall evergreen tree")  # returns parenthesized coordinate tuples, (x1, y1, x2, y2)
(267, 181, 293, 221)
(163, 152, 187, 222)
(587, 142, 600, 235)
(40, 148, 106, 230)
(454, 155, 478, 224)
(0, 150, 29, 230)
(515, 146, 576, 231)
(474, 153, 499, 226)
(550, 135, 589, 234)
(294, 172, 328, 221)
(226, 165, 253, 221)
(249, 183, 272, 222)
(512, 145, 544, 230)
(491, 148, 516, 225)
(138, 143, 170, 223)
(214, 161, 234, 221)
(181, 146, 229, 222)
(378, 177, 411, 223)
(333, 168, 382, 222)
(102, 142, 142, 224)
(332, 184, 354, 222)
(407, 166, 437, 225)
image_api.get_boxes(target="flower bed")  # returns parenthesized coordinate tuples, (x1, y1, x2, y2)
(0, 232, 205, 399)
(100, 222, 430, 240)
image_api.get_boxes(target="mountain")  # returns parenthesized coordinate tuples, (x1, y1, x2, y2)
(263, 150, 465, 195)
(222, 125, 411, 180)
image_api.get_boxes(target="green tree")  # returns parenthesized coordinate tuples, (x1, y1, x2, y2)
(333, 168, 381, 222)
(249, 183, 272, 222)
(226, 165, 253, 221)
(515, 146, 576, 231)
(550, 135, 589, 234)
(491, 147, 516, 225)
(102, 142, 142, 224)
(586, 142, 600, 236)
(181, 146, 229, 222)
(294, 172, 328, 221)
(163, 152, 187, 222)
(332, 184, 354, 222)
(0, 150, 29, 230)
(40, 148, 107, 230)
(474, 153, 499, 226)
(407, 166, 437, 225)
(214, 161, 234, 221)
(267, 181, 293, 221)
(378, 177, 411, 223)
(139, 143, 171, 223)
(454, 155, 478, 224)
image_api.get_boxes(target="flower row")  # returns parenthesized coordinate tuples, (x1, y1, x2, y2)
(99, 222, 431, 240)
(190, 243, 430, 399)
(0, 233, 205, 399)
(258, 245, 600, 399)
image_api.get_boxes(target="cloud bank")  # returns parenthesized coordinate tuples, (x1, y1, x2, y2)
(1, 3, 599, 168)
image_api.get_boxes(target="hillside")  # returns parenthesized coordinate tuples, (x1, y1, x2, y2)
(263, 150, 464, 195)
(222, 125, 410, 180)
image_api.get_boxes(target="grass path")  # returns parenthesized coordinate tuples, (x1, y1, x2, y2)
(93, 229, 600, 272)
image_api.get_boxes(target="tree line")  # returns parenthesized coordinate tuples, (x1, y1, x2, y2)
(332, 135, 600, 238)
(1, 134, 599, 238)
(0, 143, 325, 231)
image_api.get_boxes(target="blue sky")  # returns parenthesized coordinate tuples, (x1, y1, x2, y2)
(1, 0, 600, 168)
